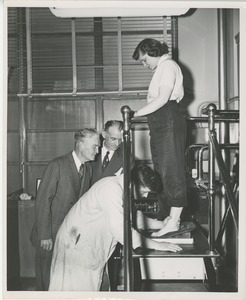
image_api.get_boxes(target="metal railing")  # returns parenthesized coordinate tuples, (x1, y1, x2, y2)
(196, 104, 239, 253)
(121, 103, 239, 290)
(121, 106, 134, 291)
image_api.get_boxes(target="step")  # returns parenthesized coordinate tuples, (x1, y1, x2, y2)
(139, 257, 206, 280)
(133, 225, 220, 258)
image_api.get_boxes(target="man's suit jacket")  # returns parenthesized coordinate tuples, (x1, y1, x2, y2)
(90, 143, 124, 186)
(30, 152, 92, 245)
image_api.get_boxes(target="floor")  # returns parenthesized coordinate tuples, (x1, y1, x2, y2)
(140, 280, 209, 292)
(10, 277, 209, 292)
(8, 265, 237, 293)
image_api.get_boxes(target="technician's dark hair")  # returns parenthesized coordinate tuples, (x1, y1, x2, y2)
(131, 161, 162, 192)
(132, 38, 169, 61)
(74, 128, 98, 148)
(104, 120, 123, 132)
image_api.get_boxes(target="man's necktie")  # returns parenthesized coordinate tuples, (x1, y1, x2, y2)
(102, 151, 110, 171)
(78, 164, 84, 179)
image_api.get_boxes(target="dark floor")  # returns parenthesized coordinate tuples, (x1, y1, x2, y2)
(20, 277, 37, 291)
(138, 280, 209, 292)
(8, 273, 238, 292)
(9, 277, 209, 292)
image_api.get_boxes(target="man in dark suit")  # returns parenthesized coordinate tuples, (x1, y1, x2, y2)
(30, 128, 100, 291)
(90, 120, 124, 186)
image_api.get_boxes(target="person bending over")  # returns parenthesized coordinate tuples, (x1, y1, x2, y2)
(48, 162, 182, 291)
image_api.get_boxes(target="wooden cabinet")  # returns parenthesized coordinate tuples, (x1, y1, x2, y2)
(18, 200, 36, 278)
(7, 199, 21, 290)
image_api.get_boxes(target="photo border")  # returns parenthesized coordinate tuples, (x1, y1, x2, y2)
(1, 1, 246, 300)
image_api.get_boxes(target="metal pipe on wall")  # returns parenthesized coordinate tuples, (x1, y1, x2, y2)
(19, 97, 27, 191)
(218, 9, 227, 112)
(17, 90, 148, 98)
(26, 8, 33, 96)
(207, 103, 217, 254)
(218, 8, 230, 249)
(17, 8, 27, 191)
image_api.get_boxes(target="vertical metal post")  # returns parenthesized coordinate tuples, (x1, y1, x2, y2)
(71, 19, 77, 95)
(207, 103, 217, 254)
(218, 9, 227, 113)
(19, 98, 27, 192)
(197, 146, 208, 181)
(17, 8, 27, 191)
(121, 105, 133, 291)
(218, 8, 229, 247)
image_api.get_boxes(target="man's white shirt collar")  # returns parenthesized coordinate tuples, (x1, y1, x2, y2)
(72, 150, 82, 172)
(101, 144, 114, 162)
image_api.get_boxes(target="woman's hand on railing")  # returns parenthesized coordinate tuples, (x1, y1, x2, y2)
(121, 105, 135, 122)
(129, 109, 135, 119)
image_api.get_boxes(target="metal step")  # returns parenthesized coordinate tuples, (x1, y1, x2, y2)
(131, 225, 220, 291)
(110, 225, 220, 291)
(133, 226, 220, 258)
(139, 257, 205, 280)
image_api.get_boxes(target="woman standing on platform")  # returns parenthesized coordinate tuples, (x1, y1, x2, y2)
(132, 38, 187, 236)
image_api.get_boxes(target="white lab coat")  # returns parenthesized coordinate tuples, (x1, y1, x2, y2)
(49, 175, 142, 291)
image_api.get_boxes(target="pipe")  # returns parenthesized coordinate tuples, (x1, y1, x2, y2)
(187, 116, 239, 123)
(17, 90, 148, 98)
(17, 8, 27, 191)
(218, 8, 229, 251)
(19, 97, 27, 191)
(26, 8, 32, 96)
(197, 146, 208, 181)
(196, 143, 238, 181)
(185, 144, 207, 174)
(121, 105, 134, 291)
(218, 9, 227, 112)
(207, 103, 217, 254)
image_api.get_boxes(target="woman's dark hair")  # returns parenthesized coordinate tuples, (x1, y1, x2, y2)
(132, 38, 169, 60)
(131, 161, 162, 192)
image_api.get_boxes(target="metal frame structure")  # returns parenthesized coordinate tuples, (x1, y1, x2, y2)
(121, 103, 239, 291)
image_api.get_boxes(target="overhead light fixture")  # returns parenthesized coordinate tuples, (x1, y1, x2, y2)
(49, 2, 190, 18)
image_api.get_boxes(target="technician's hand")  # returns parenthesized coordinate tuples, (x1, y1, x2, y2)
(40, 239, 53, 251)
(160, 242, 182, 252)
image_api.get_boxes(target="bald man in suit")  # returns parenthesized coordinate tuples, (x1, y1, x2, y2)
(30, 128, 100, 291)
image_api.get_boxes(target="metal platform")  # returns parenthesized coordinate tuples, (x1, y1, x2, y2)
(130, 225, 220, 291)
(133, 226, 220, 258)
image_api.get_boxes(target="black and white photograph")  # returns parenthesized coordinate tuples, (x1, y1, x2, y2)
(1, 1, 246, 300)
